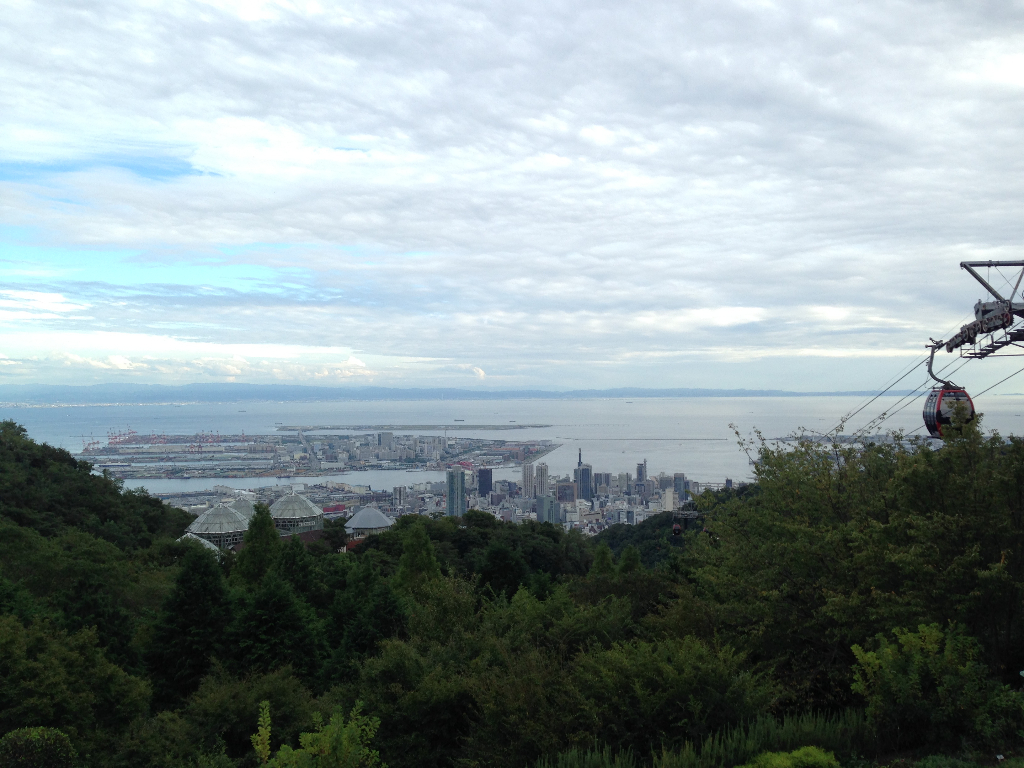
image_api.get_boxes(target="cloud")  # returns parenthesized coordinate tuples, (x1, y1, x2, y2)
(2, 0, 1024, 390)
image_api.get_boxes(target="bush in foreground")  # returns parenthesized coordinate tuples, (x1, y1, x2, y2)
(0, 726, 77, 768)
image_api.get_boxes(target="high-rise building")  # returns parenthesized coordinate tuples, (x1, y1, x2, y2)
(673, 473, 687, 498)
(618, 472, 631, 493)
(636, 460, 647, 483)
(446, 469, 466, 517)
(574, 464, 593, 501)
(477, 467, 493, 497)
(663, 488, 675, 511)
(393, 486, 407, 508)
(378, 432, 394, 448)
(573, 450, 593, 501)
(594, 472, 612, 490)
(537, 495, 560, 524)
(556, 481, 576, 503)
(535, 462, 549, 497)
(522, 462, 535, 498)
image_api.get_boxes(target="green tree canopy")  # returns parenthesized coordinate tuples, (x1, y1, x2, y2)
(234, 504, 282, 587)
(394, 522, 440, 592)
(147, 545, 232, 707)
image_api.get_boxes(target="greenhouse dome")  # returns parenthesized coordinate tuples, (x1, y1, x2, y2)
(186, 503, 249, 549)
(270, 493, 324, 534)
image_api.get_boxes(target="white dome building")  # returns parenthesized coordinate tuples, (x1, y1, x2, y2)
(344, 506, 394, 538)
(270, 493, 324, 534)
(228, 497, 255, 521)
(178, 531, 222, 553)
(186, 503, 249, 549)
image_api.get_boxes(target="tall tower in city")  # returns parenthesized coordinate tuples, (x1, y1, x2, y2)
(573, 449, 593, 501)
(537, 495, 560, 525)
(673, 473, 687, 499)
(636, 460, 647, 483)
(446, 469, 466, 517)
(535, 462, 549, 497)
(477, 467, 493, 497)
(522, 462, 535, 498)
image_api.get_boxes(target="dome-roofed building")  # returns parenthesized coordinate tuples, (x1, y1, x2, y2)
(228, 497, 256, 521)
(186, 503, 249, 549)
(345, 506, 394, 538)
(178, 531, 222, 553)
(270, 493, 324, 534)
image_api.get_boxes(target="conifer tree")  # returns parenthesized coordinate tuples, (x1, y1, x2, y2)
(147, 546, 231, 707)
(275, 534, 316, 597)
(232, 573, 322, 680)
(394, 523, 440, 592)
(617, 545, 642, 575)
(234, 504, 281, 587)
(590, 542, 615, 576)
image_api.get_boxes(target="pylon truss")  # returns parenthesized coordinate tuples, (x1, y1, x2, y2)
(947, 261, 1024, 359)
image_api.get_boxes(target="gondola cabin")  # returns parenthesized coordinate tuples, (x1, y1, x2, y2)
(672, 523, 682, 536)
(922, 386, 975, 439)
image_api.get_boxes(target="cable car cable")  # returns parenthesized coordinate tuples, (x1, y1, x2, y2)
(862, 357, 972, 433)
(851, 356, 973, 437)
(829, 313, 973, 435)
(971, 361, 1024, 399)
(852, 359, 962, 434)
(830, 357, 928, 434)
(861, 357, 975, 436)
(901, 361, 1024, 440)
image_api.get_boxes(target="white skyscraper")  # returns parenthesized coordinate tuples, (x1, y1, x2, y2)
(522, 462, 535, 498)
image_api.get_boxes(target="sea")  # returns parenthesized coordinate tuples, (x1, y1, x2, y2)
(3, 396, 1023, 495)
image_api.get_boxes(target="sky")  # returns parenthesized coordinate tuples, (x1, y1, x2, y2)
(3, 0, 1024, 392)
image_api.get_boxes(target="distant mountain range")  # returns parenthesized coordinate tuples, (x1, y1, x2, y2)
(0, 383, 927, 405)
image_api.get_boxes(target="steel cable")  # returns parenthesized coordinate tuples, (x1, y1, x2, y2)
(851, 356, 973, 437)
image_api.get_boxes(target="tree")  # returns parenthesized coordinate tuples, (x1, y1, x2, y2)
(0, 420, 190, 549)
(589, 543, 614, 576)
(852, 623, 1024, 749)
(231, 573, 323, 680)
(234, 505, 281, 587)
(0, 727, 77, 768)
(617, 545, 641, 575)
(254, 700, 386, 768)
(186, 666, 317, 761)
(479, 541, 528, 598)
(394, 523, 440, 593)
(325, 562, 405, 683)
(0, 616, 149, 762)
(275, 534, 317, 597)
(147, 546, 232, 707)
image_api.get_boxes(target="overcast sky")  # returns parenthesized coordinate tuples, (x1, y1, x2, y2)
(3, 0, 1024, 392)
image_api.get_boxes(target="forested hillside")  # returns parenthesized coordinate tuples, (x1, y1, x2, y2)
(1, 417, 1023, 768)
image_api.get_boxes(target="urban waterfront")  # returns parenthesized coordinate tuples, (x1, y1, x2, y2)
(4, 394, 1024, 496)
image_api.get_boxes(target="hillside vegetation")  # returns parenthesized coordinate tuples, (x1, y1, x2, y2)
(0, 416, 1022, 768)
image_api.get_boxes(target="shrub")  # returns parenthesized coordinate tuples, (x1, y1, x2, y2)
(537, 710, 867, 768)
(0, 726, 77, 768)
(851, 624, 1024, 749)
(737, 746, 839, 768)
(535, 746, 639, 768)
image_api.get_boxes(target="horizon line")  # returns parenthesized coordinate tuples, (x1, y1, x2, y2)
(0, 381, 939, 405)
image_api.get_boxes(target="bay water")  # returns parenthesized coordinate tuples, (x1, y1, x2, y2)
(3, 396, 1023, 495)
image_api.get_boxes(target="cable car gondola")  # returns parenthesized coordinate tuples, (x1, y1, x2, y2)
(923, 340, 975, 439)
